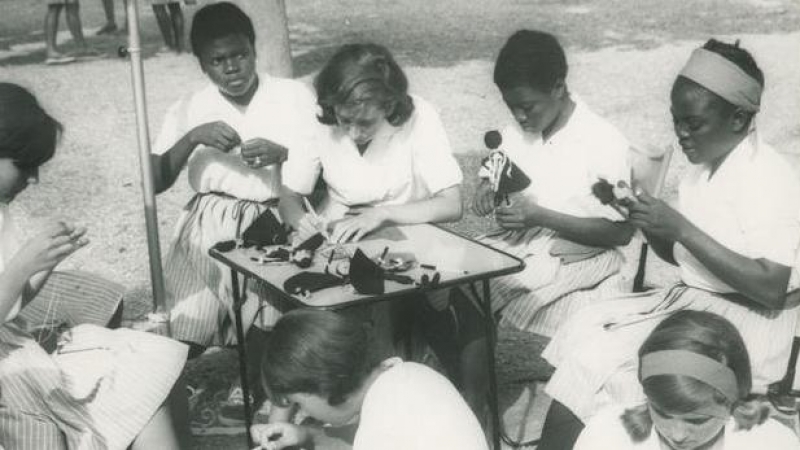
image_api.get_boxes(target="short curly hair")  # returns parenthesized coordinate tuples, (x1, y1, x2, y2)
(189, 2, 255, 59)
(314, 43, 414, 127)
(493, 30, 568, 92)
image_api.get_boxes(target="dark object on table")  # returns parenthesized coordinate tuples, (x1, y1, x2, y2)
(290, 249, 313, 268)
(212, 240, 237, 252)
(295, 232, 325, 251)
(241, 209, 288, 246)
(283, 272, 345, 296)
(350, 248, 385, 295)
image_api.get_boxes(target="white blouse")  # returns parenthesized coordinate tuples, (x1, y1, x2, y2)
(675, 134, 800, 293)
(0, 205, 22, 322)
(498, 98, 631, 223)
(282, 95, 463, 220)
(152, 75, 319, 202)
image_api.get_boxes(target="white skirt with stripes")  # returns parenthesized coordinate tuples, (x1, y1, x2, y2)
(542, 284, 798, 421)
(477, 227, 625, 336)
(164, 193, 291, 346)
(0, 272, 187, 450)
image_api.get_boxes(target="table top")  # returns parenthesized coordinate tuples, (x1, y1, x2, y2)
(209, 223, 524, 309)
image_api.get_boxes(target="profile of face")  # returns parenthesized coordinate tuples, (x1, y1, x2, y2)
(199, 34, 258, 102)
(0, 160, 38, 204)
(648, 401, 728, 450)
(333, 93, 389, 147)
(501, 83, 565, 135)
(670, 77, 747, 166)
(286, 392, 360, 427)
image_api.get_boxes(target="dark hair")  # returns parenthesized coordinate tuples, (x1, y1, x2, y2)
(494, 30, 568, 92)
(314, 43, 414, 127)
(0, 83, 60, 170)
(702, 39, 764, 88)
(622, 310, 768, 442)
(261, 310, 379, 406)
(190, 2, 255, 58)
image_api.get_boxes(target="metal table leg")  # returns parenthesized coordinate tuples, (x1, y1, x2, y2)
(480, 279, 502, 450)
(231, 269, 254, 447)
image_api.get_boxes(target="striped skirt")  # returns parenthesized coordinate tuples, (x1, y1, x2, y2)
(543, 284, 798, 421)
(1, 272, 187, 450)
(164, 193, 291, 347)
(477, 227, 625, 336)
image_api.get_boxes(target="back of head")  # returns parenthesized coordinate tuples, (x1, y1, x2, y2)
(494, 30, 568, 92)
(314, 43, 414, 126)
(261, 310, 379, 406)
(0, 83, 60, 168)
(623, 311, 766, 441)
(190, 2, 255, 58)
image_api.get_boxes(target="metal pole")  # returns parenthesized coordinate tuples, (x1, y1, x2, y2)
(125, 0, 167, 314)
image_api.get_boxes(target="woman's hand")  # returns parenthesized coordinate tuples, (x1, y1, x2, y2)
(494, 194, 543, 229)
(627, 191, 690, 242)
(16, 221, 88, 276)
(329, 207, 388, 243)
(251, 423, 311, 450)
(189, 121, 241, 152)
(241, 138, 289, 168)
(293, 213, 328, 246)
(473, 181, 495, 217)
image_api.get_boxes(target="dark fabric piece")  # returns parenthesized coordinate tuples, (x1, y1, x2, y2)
(241, 209, 288, 246)
(350, 249, 385, 295)
(283, 272, 344, 296)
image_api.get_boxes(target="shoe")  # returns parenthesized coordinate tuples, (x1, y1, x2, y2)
(96, 24, 118, 36)
(217, 385, 253, 426)
(44, 54, 77, 65)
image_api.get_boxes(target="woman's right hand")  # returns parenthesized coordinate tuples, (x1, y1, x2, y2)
(251, 423, 311, 450)
(189, 121, 241, 152)
(472, 181, 495, 216)
(16, 221, 88, 276)
(293, 213, 328, 245)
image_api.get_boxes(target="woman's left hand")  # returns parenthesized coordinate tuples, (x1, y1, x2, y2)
(241, 138, 288, 168)
(627, 191, 690, 241)
(494, 194, 543, 229)
(329, 207, 388, 243)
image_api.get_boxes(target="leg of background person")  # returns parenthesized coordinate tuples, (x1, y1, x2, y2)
(97, 0, 118, 34)
(537, 400, 584, 450)
(131, 377, 193, 450)
(64, 3, 88, 50)
(152, 4, 175, 50)
(167, 2, 184, 53)
(44, 4, 64, 57)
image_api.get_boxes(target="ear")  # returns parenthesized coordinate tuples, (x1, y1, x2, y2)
(729, 108, 751, 133)
(550, 79, 567, 99)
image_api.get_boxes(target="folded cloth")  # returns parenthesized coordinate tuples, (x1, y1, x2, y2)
(241, 209, 288, 246)
(283, 272, 344, 296)
(549, 238, 606, 265)
(350, 248, 385, 295)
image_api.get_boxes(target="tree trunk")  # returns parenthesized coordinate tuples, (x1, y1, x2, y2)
(236, 0, 293, 77)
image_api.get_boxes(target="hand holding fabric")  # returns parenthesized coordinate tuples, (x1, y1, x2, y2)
(494, 194, 543, 229)
(472, 181, 495, 217)
(250, 423, 310, 450)
(189, 120, 241, 152)
(241, 138, 288, 168)
(329, 207, 387, 243)
(627, 191, 689, 242)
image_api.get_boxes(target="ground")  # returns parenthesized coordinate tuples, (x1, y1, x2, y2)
(1, 0, 799, 448)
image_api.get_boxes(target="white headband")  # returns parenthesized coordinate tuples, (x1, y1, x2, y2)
(678, 47, 762, 112)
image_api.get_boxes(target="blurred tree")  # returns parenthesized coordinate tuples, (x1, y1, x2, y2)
(237, 0, 293, 77)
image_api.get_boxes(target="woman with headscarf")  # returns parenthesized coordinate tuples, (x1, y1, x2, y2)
(535, 39, 800, 450)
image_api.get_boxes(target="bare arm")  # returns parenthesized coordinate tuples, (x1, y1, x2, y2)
(494, 194, 634, 248)
(152, 121, 241, 194)
(329, 186, 463, 243)
(630, 192, 789, 310)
